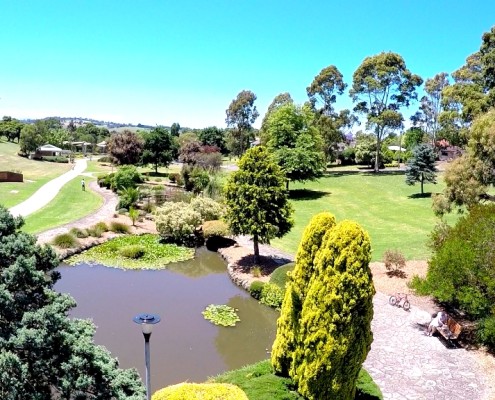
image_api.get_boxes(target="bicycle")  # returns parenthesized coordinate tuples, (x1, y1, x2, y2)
(388, 292, 410, 311)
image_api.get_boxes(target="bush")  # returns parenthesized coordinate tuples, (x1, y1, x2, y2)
(98, 156, 115, 163)
(168, 172, 179, 183)
(69, 227, 89, 238)
(182, 165, 210, 194)
(270, 262, 295, 290)
(86, 224, 105, 238)
(338, 147, 356, 166)
(152, 383, 248, 400)
(94, 221, 108, 232)
(249, 281, 265, 300)
(118, 187, 140, 209)
(190, 197, 225, 221)
(42, 156, 69, 163)
(383, 249, 406, 276)
(355, 369, 383, 399)
(97, 173, 115, 189)
(203, 220, 230, 238)
(260, 283, 284, 309)
(477, 316, 495, 350)
(52, 233, 79, 249)
(119, 245, 145, 259)
(155, 202, 202, 246)
(109, 221, 130, 233)
(113, 165, 143, 191)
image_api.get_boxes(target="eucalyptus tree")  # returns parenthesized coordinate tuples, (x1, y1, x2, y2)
(350, 52, 423, 172)
(225, 90, 259, 156)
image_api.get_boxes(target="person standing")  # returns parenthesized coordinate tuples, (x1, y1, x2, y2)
(81, 178, 86, 191)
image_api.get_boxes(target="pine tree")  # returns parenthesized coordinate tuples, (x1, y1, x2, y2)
(405, 143, 437, 195)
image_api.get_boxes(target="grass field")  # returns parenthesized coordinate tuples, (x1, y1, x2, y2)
(22, 177, 103, 234)
(0, 140, 71, 208)
(271, 171, 457, 262)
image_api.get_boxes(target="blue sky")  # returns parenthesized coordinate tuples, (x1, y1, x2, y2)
(1, 1, 494, 128)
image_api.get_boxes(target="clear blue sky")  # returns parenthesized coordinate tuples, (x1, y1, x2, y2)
(1, 0, 494, 128)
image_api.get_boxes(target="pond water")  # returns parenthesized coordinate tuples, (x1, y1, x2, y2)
(54, 247, 278, 392)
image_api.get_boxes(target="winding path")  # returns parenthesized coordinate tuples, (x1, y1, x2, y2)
(6, 168, 493, 399)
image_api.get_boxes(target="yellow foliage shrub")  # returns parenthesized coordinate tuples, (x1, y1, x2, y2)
(152, 382, 248, 400)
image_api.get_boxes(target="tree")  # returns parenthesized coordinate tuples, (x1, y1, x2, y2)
(272, 213, 336, 375)
(264, 103, 325, 189)
(350, 52, 423, 172)
(403, 127, 426, 150)
(19, 124, 42, 154)
(259, 92, 294, 141)
(272, 213, 374, 400)
(141, 126, 177, 173)
(198, 126, 227, 154)
(307, 65, 346, 115)
(170, 122, 181, 137)
(0, 116, 24, 142)
(405, 144, 437, 194)
(225, 90, 259, 156)
(434, 109, 495, 215)
(107, 130, 144, 165)
(224, 146, 293, 263)
(0, 206, 144, 399)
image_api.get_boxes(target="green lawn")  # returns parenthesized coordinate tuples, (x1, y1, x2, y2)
(0, 140, 71, 208)
(22, 177, 103, 234)
(271, 171, 457, 261)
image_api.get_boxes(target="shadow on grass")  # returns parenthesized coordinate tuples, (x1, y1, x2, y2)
(408, 192, 433, 199)
(289, 189, 329, 200)
(323, 169, 406, 177)
(143, 171, 169, 177)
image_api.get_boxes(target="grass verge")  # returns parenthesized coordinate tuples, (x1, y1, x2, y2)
(211, 360, 382, 400)
(22, 177, 103, 234)
(66, 234, 194, 269)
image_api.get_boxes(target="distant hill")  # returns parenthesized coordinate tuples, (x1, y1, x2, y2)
(20, 116, 160, 130)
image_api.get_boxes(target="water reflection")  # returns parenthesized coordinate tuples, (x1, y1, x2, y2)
(54, 249, 277, 392)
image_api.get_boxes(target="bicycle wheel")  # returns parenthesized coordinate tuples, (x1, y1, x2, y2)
(389, 296, 397, 306)
(403, 300, 411, 311)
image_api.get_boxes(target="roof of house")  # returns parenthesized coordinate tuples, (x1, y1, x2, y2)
(38, 144, 63, 151)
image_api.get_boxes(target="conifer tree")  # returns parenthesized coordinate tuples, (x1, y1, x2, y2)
(405, 143, 437, 195)
(271, 212, 336, 375)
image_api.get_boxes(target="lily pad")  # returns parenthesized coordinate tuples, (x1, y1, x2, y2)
(202, 304, 240, 327)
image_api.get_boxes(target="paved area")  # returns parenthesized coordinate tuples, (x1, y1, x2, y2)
(9, 159, 88, 217)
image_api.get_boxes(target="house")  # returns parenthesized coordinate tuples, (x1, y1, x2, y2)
(36, 144, 64, 157)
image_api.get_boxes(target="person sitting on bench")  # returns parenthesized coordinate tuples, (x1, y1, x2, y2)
(427, 311, 448, 336)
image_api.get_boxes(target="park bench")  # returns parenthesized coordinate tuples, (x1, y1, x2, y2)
(438, 317, 462, 343)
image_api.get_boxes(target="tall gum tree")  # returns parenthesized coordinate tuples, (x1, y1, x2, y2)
(350, 52, 422, 172)
(225, 90, 259, 157)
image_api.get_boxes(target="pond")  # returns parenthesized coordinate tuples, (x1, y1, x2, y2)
(54, 247, 278, 392)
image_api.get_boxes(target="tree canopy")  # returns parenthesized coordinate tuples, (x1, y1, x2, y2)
(141, 126, 177, 173)
(225, 90, 259, 156)
(107, 130, 144, 165)
(350, 52, 423, 171)
(0, 206, 144, 399)
(224, 146, 293, 263)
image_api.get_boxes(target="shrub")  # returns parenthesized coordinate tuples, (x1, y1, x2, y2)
(97, 173, 115, 189)
(190, 197, 225, 221)
(98, 156, 115, 163)
(383, 249, 406, 277)
(269, 262, 295, 290)
(251, 266, 262, 278)
(169, 190, 193, 203)
(155, 202, 202, 245)
(260, 283, 284, 309)
(168, 172, 179, 183)
(129, 207, 139, 226)
(249, 281, 265, 300)
(203, 220, 230, 238)
(86, 224, 105, 238)
(69, 227, 89, 238)
(119, 245, 145, 259)
(152, 383, 248, 400)
(52, 233, 79, 249)
(109, 221, 130, 233)
(182, 165, 210, 194)
(94, 221, 108, 232)
(118, 187, 140, 210)
(477, 316, 495, 350)
(42, 156, 69, 163)
(113, 165, 143, 191)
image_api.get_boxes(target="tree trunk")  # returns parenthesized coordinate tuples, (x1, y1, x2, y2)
(253, 235, 260, 264)
(420, 173, 424, 195)
(286, 179, 289, 191)
(374, 135, 381, 173)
